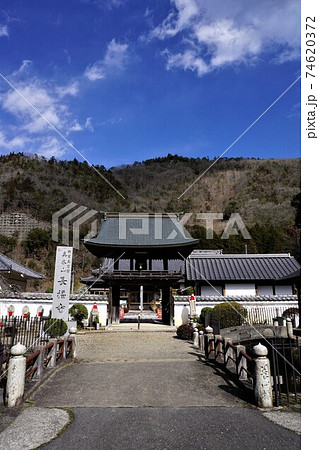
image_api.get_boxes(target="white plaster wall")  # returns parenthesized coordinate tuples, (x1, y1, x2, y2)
(275, 285, 293, 295)
(201, 285, 222, 296)
(225, 283, 256, 296)
(0, 294, 108, 325)
(173, 298, 298, 328)
(257, 286, 273, 295)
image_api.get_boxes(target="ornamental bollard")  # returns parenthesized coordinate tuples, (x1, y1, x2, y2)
(286, 317, 293, 338)
(253, 343, 273, 408)
(5, 342, 27, 407)
(193, 328, 199, 347)
(69, 327, 77, 360)
(204, 326, 214, 360)
(199, 330, 204, 351)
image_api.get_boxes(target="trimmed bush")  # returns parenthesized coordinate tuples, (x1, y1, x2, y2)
(211, 302, 247, 329)
(69, 303, 88, 328)
(176, 324, 194, 340)
(199, 307, 215, 324)
(44, 318, 68, 338)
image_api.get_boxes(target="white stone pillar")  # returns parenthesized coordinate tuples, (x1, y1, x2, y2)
(69, 327, 77, 360)
(205, 326, 214, 360)
(286, 317, 293, 338)
(193, 328, 199, 347)
(5, 343, 27, 407)
(199, 330, 204, 351)
(253, 343, 273, 408)
(47, 340, 57, 369)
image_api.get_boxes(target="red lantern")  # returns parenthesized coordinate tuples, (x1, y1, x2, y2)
(24, 313, 28, 318)
(190, 293, 195, 301)
(8, 311, 13, 317)
(38, 311, 42, 317)
(93, 302, 98, 310)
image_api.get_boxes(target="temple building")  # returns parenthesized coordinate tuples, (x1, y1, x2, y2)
(82, 213, 301, 327)
(83, 213, 198, 325)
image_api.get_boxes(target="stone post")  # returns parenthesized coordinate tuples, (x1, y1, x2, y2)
(193, 328, 199, 347)
(236, 344, 247, 381)
(5, 343, 27, 408)
(47, 340, 57, 369)
(62, 337, 67, 360)
(199, 331, 204, 351)
(34, 347, 44, 380)
(69, 327, 77, 360)
(204, 326, 214, 360)
(253, 343, 273, 408)
(215, 335, 224, 363)
(286, 318, 293, 338)
(225, 338, 235, 372)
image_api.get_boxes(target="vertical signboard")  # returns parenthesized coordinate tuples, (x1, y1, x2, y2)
(52, 246, 73, 321)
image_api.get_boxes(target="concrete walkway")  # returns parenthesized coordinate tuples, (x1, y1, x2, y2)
(0, 331, 301, 449)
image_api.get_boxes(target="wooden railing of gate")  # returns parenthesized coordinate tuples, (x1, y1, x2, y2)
(25, 338, 74, 382)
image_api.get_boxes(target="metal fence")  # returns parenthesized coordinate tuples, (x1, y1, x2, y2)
(266, 337, 301, 406)
(245, 306, 299, 326)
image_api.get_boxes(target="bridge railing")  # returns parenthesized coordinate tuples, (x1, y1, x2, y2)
(1, 333, 76, 407)
(196, 325, 300, 407)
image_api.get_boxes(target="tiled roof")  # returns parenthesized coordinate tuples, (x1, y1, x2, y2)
(185, 253, 300, 282)
(0, 253, 44, 279)
(84, 214, 198, 248)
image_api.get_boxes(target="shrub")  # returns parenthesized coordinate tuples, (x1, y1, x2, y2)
(176, 324, 193, 340)
(195, 323, 205, 333)
(199, 307, 215, 324)
(69, 303, 88, 327)
(44, 318, 68, 338)
(211, 302, 247, 329)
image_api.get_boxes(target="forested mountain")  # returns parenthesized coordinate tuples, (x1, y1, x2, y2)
(0, 153, 301, 291)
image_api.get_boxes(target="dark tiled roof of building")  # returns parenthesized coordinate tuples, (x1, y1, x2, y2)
(84, 213, 198, 248)
(185, 253, 300, 282)
(0, 253, 44, 279)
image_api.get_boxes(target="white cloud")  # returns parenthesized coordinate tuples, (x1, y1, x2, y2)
(0, 131, 30, 149)
(84, 39, 129, 81)
(150, 0, 300, 75)
(69, 121, 83, 132)
(0, 63, 88, 159)
(85, 117, 94, 131)
(37, 137, 68, 158)
(81, 0, 125, 10)
(56, 81, 79, 98)
(2, 82, 64, 133)
(0, 24, 9, 37)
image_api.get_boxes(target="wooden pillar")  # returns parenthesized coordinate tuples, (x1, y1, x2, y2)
(162, 285, 171, 325)
(112, 285, 121, 323)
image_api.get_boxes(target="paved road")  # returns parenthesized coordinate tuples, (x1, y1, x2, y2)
(27, 332, 300, 449)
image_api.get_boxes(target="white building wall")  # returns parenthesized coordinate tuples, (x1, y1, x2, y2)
(225, 283, 256, 296)
(0, 294, 108, 326)
(173, 296, 298, 328)
(275, 285, 293, 295)
(201, 285, 223, 296)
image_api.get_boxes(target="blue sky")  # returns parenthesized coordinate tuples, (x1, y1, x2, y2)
(0, 0, 301, 167)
